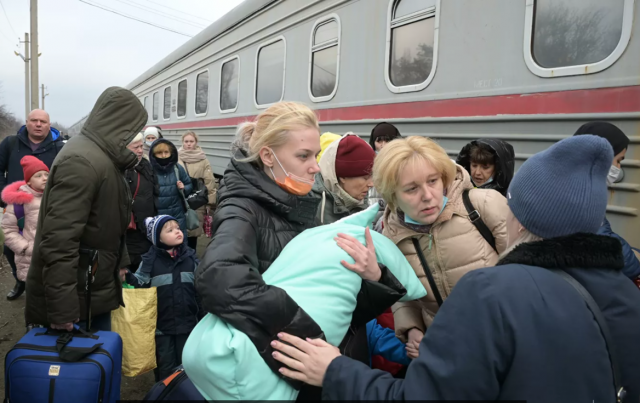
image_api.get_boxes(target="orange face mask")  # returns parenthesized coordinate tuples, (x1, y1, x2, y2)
(269, 149, 315, 196)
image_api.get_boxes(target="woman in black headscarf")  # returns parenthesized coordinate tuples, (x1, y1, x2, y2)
(456, 139, 515, 197)
(369, 122, 402, 153)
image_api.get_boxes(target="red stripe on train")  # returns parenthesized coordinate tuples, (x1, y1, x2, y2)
(155, 85, 640, 130)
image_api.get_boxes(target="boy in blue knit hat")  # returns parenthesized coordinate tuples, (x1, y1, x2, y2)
(125, 214, 201, 382)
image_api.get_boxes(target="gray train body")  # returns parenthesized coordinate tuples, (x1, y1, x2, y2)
(73, 0, 640, 245)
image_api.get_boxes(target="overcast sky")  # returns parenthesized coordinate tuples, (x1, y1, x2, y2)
(0, 0, 244, 126)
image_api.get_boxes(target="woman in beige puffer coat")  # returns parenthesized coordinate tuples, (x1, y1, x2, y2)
(374, 136, 508, 359)
(178, 131, 217, 251)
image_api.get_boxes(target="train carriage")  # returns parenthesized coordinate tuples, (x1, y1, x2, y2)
(75, 0, 639, 245)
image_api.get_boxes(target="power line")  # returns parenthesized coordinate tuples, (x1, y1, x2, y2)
(0, 0, 19, 40)
(79, 0, 194, 37)
(137, 0, 213, 24)
(112, 0, 207, 29)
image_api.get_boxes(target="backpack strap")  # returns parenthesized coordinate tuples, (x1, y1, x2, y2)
(411, 238, 443, 306)
(462, 189, 497, 253)
(14, 203, 25, 235)
(550, 269, 626, 403)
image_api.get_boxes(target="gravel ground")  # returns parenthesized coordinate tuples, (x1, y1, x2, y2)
(0, 236, 210, 401)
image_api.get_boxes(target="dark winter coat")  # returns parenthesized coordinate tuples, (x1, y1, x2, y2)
(0, 126, 64, 197)
(126, 243, 200, 335)
(26, 87, 146, 326)
(598, 218, 640, 280)
(196, 150, 405, 392)
(149, 139, 192, 235)
(125, 157, 158, 260)
(456, 138, 515, 196)
(322, 233, 640, 403)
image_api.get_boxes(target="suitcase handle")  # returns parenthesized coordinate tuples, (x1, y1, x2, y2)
(55, 332, 104, 363)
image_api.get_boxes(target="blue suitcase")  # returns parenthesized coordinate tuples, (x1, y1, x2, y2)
(4, 326, 122, 403)
(143, 366, 204, 401)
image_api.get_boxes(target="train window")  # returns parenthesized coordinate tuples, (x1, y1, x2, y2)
(220, 57, 239, 113)
(255, 37, 286, 108)
(309, 15, 341, 102)
(195, 71, 209, 116)
(524, 0, 633, 77)
(163, 86, 171, 120)
(177, 79, 187, 118)
(386, 0, 439, 93)
(152, 92, 159, 121)
(143, 96, 148, 111)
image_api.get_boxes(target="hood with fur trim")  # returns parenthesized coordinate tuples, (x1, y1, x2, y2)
(1, 181, 38, 206)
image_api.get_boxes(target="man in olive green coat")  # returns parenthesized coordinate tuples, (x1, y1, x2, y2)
(26, 87, 147, 331)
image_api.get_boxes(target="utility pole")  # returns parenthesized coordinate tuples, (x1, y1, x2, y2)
(30, 0, 39, 111)
(41, 84, 49, 109)
(14, 33, 30, 120)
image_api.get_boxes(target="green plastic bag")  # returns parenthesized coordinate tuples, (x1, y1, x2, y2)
(183, 204, 426, 401)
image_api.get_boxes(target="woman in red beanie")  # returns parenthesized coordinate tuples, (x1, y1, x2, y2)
(1, 156, 49, 286)
(313, 133, 376, 225)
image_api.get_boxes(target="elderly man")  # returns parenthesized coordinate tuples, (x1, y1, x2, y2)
(0, 109, 65, 300)
(26, 87, 147, 332)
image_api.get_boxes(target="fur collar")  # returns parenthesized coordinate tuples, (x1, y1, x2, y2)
(497, 233, 623, 271)
(1, 181, 36, 205)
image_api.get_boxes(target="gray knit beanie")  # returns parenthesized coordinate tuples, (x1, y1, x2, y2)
(507, 135, 613, 238)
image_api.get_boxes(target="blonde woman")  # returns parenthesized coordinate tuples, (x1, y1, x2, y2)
(178, 131, 217, 250)
(374, 136, 509, 358)
(195, 102, 405, 399)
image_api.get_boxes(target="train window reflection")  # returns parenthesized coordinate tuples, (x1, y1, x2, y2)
(312, 47, 338, 98)
(256, 39, 285, 106)
(152, 92, 159, 121)
(532, 0, 624, 68)
(220, 58, 239, 112)
(177, 79, 187, 118)
(389, 0, 436, 88)
(163, 87, 171, 120)
(310, 18, 340, 101)
(195, 71, 209, 115)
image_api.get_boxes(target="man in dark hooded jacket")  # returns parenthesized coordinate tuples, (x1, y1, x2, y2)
(456, 138, 515, 197)
(26, 87, 147, 331)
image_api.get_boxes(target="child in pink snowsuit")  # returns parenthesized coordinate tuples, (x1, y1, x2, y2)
(1, 156, 49, 282)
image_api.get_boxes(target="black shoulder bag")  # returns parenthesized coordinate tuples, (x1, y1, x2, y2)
(181, 162, 209, 210)
(411, 238, 443, 306)
(551, 269, 626, 403)
(462, 189, 497, 253)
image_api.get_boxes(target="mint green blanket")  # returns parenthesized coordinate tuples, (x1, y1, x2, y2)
(182, 204, 426, 400)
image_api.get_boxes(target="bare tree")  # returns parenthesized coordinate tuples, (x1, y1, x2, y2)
(533, 3, 623, 68)
(390, 43, 434, 87)
(0, 105, 21, 141)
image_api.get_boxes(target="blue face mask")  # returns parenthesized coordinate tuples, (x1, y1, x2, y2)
(405, 196, 448, 225)
(145, 140, 154, 147)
